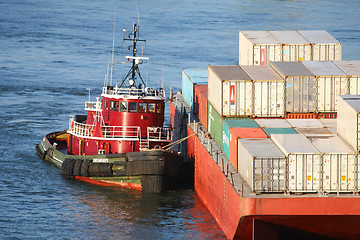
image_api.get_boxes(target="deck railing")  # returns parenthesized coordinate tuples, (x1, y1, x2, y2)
(68, 119, 140, 140)
(147, 127, 173, 142)
(102, 86, 165, 98)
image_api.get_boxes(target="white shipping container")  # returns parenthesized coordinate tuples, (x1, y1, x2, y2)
(303, 61, 348, 112)
(287, 119, 324, 128)
(255, 119, 292, 128)
(238, 138, 287, 193)
(239, 31, 282, 65)
(271, 134, 321, 192)
(334, 61, 360, 95)
(337, 95, 360, 152)
(270, 31, 312, 62)
(270, 62, 316, 113)
(208, 65, 252, 117)
(298, 30, 342, 61)
(241, 65, 285, 117)
(307, 135, 356, 192)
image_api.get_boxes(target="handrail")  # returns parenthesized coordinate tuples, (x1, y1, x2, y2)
(147, 127, 173, 142)
(85, 101, 102, 111)
(68, 119, 140, 140)
(102, 86, 166, 98)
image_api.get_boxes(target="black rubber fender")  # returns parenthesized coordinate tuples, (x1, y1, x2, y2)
(80, 159, 91, 177)
(65, 159, 76, 176)
(61, 159, 69, 175)
(72, 159, 82, 176)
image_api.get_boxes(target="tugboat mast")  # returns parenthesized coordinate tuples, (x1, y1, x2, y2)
(121, 21, 148, 88)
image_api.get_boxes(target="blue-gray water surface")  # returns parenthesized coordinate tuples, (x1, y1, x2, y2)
(1, 0, 360, 239)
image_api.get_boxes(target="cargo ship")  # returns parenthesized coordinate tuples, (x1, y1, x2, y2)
(35, 21, 186, 193)
(171, 30, 360, 239)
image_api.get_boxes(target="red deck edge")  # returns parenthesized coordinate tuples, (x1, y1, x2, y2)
(74, 176, 142, 191)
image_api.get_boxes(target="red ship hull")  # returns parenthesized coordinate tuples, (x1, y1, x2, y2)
(186, 124, 360, 240)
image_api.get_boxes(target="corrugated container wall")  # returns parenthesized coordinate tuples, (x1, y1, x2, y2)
(229, 128, 268, 170)
(334, 60, 360, 95)
(270, 31, 312, 62)
(241, 65, 285, 117)
(337, 95, 360, 152)
(208, 65, 252, 117)
(298, 30, 342, 61)
(302, 61, 348, 112)
(222, 119, 260, 157)
(207, 101, 223, 150)
(238, 138, 287, 193)
(270, 62, 316, 113)
(194, 84, 208, 130)
(239, 31, 282, 65)
(271, 134, 321, 192)
(307, 135, 357, 192)
(181, 69, 208, 111)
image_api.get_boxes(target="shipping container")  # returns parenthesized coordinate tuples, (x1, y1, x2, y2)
(271, 134, 321, 192)
(223, 119, 260, 157)
(238, 138, 287, 193)
(269, 31, 312, 62)
(239, 31, 282, 65)
(285, 113, 317, 119)
(182, 69, 208, 111)
(295, 128, 331, 135)
(303, 61, 348, 112)
(307, 134, 356, 192)
(229, 128, 268, 170)
(263, 128, 298, 136)
(287, 119, 325, 128)
(297, 30, 342, 61)
(270, 62, 316, 113)
(241, 65, 285, 117)
(255, 119, 292, 128)
(319, 119, 337, 134)
(208, 65, 252, 117)
(207, 101, 223, 149)
(194, 84, 208, 130)
(334, 60, 360, 95)
(337, 95, 360, 152)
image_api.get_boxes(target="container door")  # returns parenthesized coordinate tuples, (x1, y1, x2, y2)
(335, 44, 342, 61)
(282, 45, 290, 62)
(305, 154, 321, 192)
(222, 81, 230, 116)
(340, 154, 356, 191)
(253, 45, 261, 65)
(288, 154, 302, 192)
(322, 154, 331, 192)
(349, 76, 360, 95)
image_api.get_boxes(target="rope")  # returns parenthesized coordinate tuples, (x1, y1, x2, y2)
(162, 133, 196, 151)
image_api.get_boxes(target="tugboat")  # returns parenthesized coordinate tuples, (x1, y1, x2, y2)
(35, 21, 184, 193)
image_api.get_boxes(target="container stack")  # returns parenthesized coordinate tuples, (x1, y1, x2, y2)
(239, 30, 341, 65)
(334, 60, 360, 95)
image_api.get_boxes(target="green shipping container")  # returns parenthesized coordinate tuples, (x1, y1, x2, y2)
(223, 118, 259, 157)
(263, 127, 298, 137)
(208, 101, 223, 149)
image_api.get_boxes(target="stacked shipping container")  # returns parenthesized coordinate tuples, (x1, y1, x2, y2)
(181, 69, 208, 111)
(239, 30, 342, 65)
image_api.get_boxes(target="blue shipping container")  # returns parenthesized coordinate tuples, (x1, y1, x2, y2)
(182, 69, 208, 111)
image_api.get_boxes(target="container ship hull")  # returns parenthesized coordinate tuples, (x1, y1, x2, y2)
(170, 98, 360, 240)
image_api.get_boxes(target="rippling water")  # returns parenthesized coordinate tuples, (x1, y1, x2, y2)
(1, 0, 360, 239)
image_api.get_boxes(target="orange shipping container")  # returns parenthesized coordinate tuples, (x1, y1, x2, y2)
(229, 128, 267, 171)
(194, 84, 208, 130)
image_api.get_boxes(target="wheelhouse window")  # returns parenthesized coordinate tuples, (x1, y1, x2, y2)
(138, 103, 147, 113)
(148, 103, 156, 113)
(114, 101, 119, 111)
(110, 100, 114, 111)
(120, 101, 127, 112)
(156, 103, 162, 113)
(128, 102, 137, 113)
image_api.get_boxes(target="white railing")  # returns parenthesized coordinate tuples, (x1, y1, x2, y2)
(68, 118, 140, 140)
(147, 127, 173, 142)
(102, 86, 166, 98)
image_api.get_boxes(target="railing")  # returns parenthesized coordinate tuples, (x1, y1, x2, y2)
(102, 86, 166, 98)
(68, 118, 140, 140)
(147, 127, 173, 142)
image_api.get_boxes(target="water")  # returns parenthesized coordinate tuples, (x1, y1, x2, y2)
(1, 0, 360, 239)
